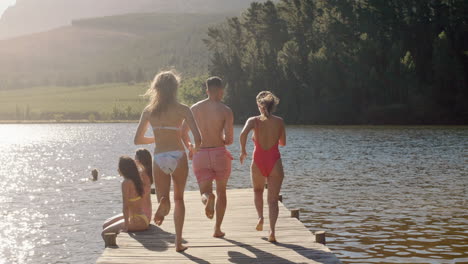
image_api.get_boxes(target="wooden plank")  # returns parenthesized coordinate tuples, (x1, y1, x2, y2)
(97, 189, 341, 264)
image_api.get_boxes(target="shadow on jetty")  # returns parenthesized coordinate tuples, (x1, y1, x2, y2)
(128, 224, 187, 252)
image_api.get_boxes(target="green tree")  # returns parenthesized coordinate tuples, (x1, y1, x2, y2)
(204, 0, 468, 124)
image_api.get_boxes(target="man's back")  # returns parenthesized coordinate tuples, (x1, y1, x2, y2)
(192, 99, 233, 148)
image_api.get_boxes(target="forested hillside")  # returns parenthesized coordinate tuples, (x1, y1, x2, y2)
(0, 13, 226, 90)
(204, 0, 468, 124)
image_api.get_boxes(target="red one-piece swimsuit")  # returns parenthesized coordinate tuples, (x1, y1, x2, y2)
(252, 118, 281, 177)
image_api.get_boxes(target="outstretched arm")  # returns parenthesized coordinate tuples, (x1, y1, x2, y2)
(239, 118, 255, 164)
(223, 107, 234, 146)
(134, 110, 155, 145)
(183, 106, 202, 149)
(279, 119, 286, 146)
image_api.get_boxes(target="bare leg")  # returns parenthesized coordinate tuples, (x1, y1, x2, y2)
(101, 219, 125, 240)
(251, 162, 265, 231)
(172, 154, 188, 252)
(267, 159, 284, 243)
(102, 213, 123, 229)
(198, 179, 215, 219)
(213, 178, 228, 237)
(153, 161, 171, 226)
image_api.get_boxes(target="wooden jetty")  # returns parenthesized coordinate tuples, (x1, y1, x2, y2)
(97, 188, 342, 264)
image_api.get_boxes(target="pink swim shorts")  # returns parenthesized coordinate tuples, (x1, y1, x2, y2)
(192, 147, 233, 183)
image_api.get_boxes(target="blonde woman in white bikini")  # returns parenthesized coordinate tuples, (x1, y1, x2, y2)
(134, 70, 201, 252)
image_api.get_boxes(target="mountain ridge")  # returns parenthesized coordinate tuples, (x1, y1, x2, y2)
(0, 0, 263, 39)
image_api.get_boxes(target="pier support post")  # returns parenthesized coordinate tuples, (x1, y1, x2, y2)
(290, 209, 300, 219)
(104, 233, 117, 248)
(315, 231, 326, 245)
(278, 194, 283, 202)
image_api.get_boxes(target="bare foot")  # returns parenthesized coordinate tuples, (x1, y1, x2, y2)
(268, 233, 277, 243)
(154, 215, 164, 226)
(176, 245, 188, 252)
(204, 193, 215, 219)
(154, 197, 170, 226)
(256, 217, 264, 231)
(213, 230, 225, 238)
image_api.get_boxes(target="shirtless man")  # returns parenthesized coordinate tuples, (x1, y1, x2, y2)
(182, 76, 234, 238)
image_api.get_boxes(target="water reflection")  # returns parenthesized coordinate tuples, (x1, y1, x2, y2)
(283, 126, 467, 264)
(0, 124, 466, 263)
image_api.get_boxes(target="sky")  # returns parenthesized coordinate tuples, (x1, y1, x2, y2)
(0, 0, 16, 18)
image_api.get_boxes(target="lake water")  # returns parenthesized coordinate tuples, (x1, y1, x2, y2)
(0, 124, 466, 264)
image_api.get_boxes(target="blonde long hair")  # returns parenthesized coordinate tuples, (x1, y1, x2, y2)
(256, 91, 280, 120)
(144, 70, 180, 116)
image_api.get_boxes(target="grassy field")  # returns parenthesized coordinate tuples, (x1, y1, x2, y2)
(0, 83, 149, 120)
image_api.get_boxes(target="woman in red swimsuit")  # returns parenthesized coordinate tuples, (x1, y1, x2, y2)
(240, 91, 286, 242)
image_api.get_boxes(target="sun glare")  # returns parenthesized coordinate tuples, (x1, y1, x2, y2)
(0, 0, 16, 17)
(0, 125, 37, 145)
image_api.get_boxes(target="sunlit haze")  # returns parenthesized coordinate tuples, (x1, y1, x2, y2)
(0, 0, 15, 17)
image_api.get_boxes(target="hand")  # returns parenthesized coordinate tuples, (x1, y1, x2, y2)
(189, 143, 200, 157)
(192, 144, 200, 155)
(188, 143, 194, 160)
(239, 152, 247, 165)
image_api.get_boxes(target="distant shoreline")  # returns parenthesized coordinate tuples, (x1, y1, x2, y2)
(1, 120, 467, 127)
(0, 120, 139, 124)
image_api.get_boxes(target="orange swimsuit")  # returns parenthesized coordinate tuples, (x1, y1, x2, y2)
(252, 118, 281, 177)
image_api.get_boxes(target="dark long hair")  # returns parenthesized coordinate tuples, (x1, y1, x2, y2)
(118, 156, 144, 197)
(135, 148, 153, 184)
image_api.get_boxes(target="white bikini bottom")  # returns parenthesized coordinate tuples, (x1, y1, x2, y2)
(153, 151, 185, 175)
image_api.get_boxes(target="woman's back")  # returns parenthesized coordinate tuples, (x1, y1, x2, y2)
(253, 115, 284, 150)
(148, 103, 186, 153)
(123, 180, 145, 215)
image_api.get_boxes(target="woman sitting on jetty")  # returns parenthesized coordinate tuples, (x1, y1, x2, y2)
(239, 91, 286, 243)
(101, 150, 153, 233)
(134, 70, 201, 252)
(102, 156, 150, 238)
